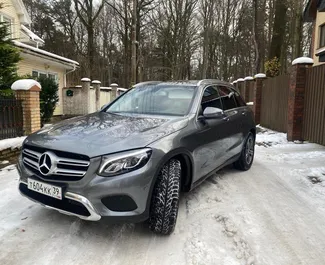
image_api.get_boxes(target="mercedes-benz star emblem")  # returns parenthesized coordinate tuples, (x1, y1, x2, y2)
(39, 153, 53, 175)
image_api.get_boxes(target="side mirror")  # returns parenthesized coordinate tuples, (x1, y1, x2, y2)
(203, 107, 224, 119)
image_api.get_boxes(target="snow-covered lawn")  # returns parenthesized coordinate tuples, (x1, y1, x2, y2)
(1, 128, 325, 265)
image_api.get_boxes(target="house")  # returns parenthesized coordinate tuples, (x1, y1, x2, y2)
(304, 0, 325, 65)
(0, 0, 79, 115)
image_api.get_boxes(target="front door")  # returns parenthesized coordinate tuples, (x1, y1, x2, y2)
(217, 86, 244, 160)
(189, 86, 230, 183)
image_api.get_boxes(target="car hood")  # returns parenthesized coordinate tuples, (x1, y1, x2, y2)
(25, 112, 188, 157)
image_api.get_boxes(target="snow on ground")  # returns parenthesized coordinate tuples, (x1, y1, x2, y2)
(0, 137, 26, 151)
(1, 129, 325, 265)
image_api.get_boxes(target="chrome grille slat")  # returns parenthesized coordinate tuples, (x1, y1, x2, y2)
(22, 147, 90, 181)
(57, 159, 90, 167)
(23, 157, 39, 170)
(54, 170, 85, 177)
(54, 168, 86, 176)
(23, 149, 41, 160)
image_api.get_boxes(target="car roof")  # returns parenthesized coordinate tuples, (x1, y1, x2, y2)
(134, 80, 233, 88)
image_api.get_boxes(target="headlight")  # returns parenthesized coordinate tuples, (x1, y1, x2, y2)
(98, 148, 152, 177)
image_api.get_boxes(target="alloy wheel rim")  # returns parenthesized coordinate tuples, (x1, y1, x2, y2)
(245, 136, 254, 164)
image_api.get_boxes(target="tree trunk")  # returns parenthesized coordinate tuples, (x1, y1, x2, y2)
(269, 0, 288, 60)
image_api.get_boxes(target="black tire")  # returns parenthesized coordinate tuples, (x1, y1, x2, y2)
(234, 132, 255, 171)
(149, 159, 181, 235)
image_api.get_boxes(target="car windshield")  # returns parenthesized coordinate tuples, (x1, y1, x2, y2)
(106, 84, 196, 116)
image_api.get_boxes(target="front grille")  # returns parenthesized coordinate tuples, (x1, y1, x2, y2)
(22, 145, 90, 181)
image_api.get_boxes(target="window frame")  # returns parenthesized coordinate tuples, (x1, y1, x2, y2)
(0, 13, 14, 38)
(196, 84, 224, 120)
(319, 23, 325, 49)
(32, 70, 59, 84)
(217, 85, 238, 111)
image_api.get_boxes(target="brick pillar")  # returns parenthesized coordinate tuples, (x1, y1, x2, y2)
(287, 57, 314, 141)
(110, 83, 118, 100)
(244, 76, 254, 102)
(237, 79, 245, 96)
(81, 78, 91, 114)
(253, 73, 267, 125)
(11, 80, 41, 135)
(92, 80, 101, 111)
(233, 81, 238, 90)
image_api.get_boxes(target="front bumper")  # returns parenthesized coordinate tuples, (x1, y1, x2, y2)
(19, 180, 101, 221)
(17, 153, 158, 222)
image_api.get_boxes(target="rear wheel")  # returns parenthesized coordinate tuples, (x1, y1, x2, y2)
(149, 159, 181, 235)
(234, 132, 255, 171)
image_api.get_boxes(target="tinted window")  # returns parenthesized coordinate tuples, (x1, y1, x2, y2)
(234, 91, 246, 107)
(218, 86, 237, 111)
(200, 86, 223, 112)
(106, 85, 196, 116)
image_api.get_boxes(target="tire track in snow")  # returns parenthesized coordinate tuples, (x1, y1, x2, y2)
(215, 215, 255, 265)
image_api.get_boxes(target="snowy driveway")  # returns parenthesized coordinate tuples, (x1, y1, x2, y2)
(1, 130, 325, 265)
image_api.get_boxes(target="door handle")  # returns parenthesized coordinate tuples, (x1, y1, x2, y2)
(223, 117, 229, 122)
(242, 112, 247, 116)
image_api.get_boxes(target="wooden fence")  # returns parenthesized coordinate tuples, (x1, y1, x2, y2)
(260, 74, 290, 133)
(303, 64, 325, 146)
(0, 98, 24, 140)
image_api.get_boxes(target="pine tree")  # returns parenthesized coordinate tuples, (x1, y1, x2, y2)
(0, 20, 21, 90)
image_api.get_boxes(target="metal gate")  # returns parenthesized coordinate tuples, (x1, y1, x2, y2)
(0, 98, 24, 140)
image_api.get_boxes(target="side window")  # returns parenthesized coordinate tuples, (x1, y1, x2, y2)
(218, 86, 237, 111)
(234, 91, 246, 107)
(200, 86, 223, 113)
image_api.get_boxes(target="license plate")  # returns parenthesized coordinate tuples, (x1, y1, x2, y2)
(27, 178, 62, 200)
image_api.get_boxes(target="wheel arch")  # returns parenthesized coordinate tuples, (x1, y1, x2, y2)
(147, 149, 194, 213)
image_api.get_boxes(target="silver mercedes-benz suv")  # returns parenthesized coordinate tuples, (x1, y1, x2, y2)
(18, 80, 256, 235)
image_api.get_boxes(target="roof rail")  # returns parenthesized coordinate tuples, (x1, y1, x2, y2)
(133, 81, 162, 87)
(197, 79, 230, 86)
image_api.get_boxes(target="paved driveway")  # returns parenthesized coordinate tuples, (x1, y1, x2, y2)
(1, 129, 325, 265)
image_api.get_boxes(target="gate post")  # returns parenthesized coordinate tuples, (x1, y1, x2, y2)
(110, 83, 119, 100)
(81, 78, 91, 114)
(244, 76, 254, 102)
(287, 57, 314, 141)
(92, 80, 101, 111)
(253, 73, 266, 125)
(237, 78, 245, 96)
(233, 80, 238, 90)
(11, 79, 41, 135)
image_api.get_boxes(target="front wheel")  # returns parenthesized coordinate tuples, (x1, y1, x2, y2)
(149, 159, 181, 235)
(234, 132, 255, 171)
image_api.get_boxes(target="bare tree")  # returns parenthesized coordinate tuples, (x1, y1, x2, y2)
(73, 0, 105, 78)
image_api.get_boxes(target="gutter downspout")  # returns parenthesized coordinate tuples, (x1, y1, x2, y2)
(64, 65, 77, 87)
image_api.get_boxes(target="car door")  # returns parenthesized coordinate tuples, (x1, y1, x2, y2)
(217, 85, 244, 160)
(190, 85, 230, 183)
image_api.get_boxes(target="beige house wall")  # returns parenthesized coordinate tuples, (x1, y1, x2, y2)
(313, 12, 325, 65)
(17, 57, 66, 115)
(0, 0, 21, 39)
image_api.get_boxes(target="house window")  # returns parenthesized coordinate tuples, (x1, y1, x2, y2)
(319, 24, 325, 48)
(0, 14, 13, 37)
(32, 70, 59, 84)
